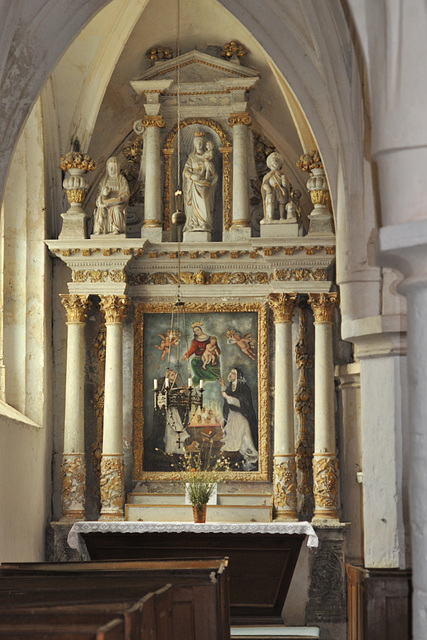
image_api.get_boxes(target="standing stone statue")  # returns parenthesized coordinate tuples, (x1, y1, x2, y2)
(93, 156, 130, 235)
(261, 152, 290, 222)
(182, 132, 218, 233)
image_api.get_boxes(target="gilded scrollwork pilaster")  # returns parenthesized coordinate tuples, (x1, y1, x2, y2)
(61, 453, 86, 521)
(99, 454, 125, 520)
(312, 453, 339, 518)
(294, 301, 315, 518)
(60, 294, 92, 323)
(273, 455, 297, 519)
(99, 295, 130, 324)
(91, 322, 106, 498)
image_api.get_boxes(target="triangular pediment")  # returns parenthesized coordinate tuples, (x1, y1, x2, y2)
(132, 50, 259, 93)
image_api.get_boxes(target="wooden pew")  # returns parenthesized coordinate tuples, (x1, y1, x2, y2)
(0, 558, 230, 640)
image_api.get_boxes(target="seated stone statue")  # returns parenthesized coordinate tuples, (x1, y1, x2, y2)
(93, 156, 130, 235)
(261, 152, 290, 222)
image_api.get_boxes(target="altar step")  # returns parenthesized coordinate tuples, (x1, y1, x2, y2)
(230, 627, 320, 639)
(125, 491, 273, 523)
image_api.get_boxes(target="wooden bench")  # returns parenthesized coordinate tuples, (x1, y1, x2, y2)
(0, 558, 230, 640)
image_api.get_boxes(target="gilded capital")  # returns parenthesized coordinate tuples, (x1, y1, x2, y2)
(228, 112, 252, 128)
(308, 292, 338, 323)
(139, 115, 166, 128)
(269, 293, 298, 323)
(60, 294, 92, 323)
(99, 295, 130, 324)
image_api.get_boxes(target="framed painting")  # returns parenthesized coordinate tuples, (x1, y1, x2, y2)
(133, 301, 269, 481)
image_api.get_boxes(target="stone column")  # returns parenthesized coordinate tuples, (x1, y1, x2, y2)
(228, 112, 252, 238)
(269, 293, 298, 520)
(98, 295, 130, 520)
(60, 294, 92, 521)
(134, 115, 165, 241)
(308, 292, 339, 520)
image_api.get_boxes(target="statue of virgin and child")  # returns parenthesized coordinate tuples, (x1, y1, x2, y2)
(182, 131, 218, 234)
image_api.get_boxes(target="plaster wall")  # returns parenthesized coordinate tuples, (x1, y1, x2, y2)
(0, 100, 53, 561)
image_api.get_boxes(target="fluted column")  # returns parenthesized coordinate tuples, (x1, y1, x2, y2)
(134, 115, 165, 239)
(60, 294, 92, 521)
(308, 292, 339, 520)
(98, 295, 130, 520)
(269, 293, 298, 520)
(228, 113, 252, 235)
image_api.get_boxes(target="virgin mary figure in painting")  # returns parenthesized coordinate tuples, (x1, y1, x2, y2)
(181, 322, 221, 383)
(218, 367, 258, 471)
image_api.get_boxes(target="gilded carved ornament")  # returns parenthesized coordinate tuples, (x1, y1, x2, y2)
(273, 457, 297, 511)
(99, 295, 130, 324)
(221, 41, 247, 60)
(72, 270, 127, 284)
(60, 294, 92, 323)
(313, 454, 339, 511)
(308, 292, 338, 323)
(269, 293, 298, 323)
(296, 149, 323, 173)
(228, 112, 252, 127)
(136, 115, 166, 129)
(61, 454, 86, 517)
(145, 45, 173, 61)
(100, 455, 125, 515)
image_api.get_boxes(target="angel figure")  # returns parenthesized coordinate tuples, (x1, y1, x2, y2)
(154, 329, 181, 360)
(226, 330, 256, 360)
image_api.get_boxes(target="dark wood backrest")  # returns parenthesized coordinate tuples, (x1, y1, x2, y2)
(0, 559, 230, 640)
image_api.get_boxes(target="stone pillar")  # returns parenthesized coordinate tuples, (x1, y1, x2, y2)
(98, 295, 130, 520)
(228, 112, 252, 239)
(269, 293, 298, 520)
(134, 115, 165, 242)
(60, 294, 92, 521)
(308, 292, 339, 520)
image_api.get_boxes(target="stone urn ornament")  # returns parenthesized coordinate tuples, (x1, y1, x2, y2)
(59, 151, 97, 239)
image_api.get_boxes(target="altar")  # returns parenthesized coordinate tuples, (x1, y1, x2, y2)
(68, 521, 318, 624)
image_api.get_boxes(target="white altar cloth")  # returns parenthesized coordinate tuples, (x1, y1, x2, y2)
(68, 521, 318, 557)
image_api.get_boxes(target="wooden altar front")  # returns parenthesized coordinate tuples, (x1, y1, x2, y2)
(68, 522, 318, 624)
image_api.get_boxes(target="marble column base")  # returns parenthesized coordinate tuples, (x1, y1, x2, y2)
(260, 219, 299, 238)
(61, 453, 86, 521)
(273, 454, 298, 520)
(59, 211, 88, 240)
(99, 454, 125, 521)
(183, 230, 211, 242)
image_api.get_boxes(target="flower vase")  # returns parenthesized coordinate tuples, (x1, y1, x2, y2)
(192, 503, 207, 523)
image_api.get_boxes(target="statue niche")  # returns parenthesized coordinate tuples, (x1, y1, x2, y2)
(169, 123, 223, 242)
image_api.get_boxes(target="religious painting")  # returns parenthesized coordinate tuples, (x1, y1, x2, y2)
(133, 301, 268, 481)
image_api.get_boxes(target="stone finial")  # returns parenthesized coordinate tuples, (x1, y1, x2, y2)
(145, 45, 173, 62)
(221, 41, 247, 61)
(296, 149, 323, 173)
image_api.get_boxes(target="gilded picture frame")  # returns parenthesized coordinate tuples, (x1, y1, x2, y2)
(133, 301, 269, 481)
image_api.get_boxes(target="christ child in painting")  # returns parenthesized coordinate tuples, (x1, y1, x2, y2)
(201, 336, 221, 369)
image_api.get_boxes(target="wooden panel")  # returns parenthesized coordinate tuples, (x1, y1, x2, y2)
(346, 564, 412, 640)
(81, 530, 304, 623)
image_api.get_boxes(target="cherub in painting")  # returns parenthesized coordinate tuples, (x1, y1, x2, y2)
(226, 330, 256, 360)
(154, 329, 181, 360)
